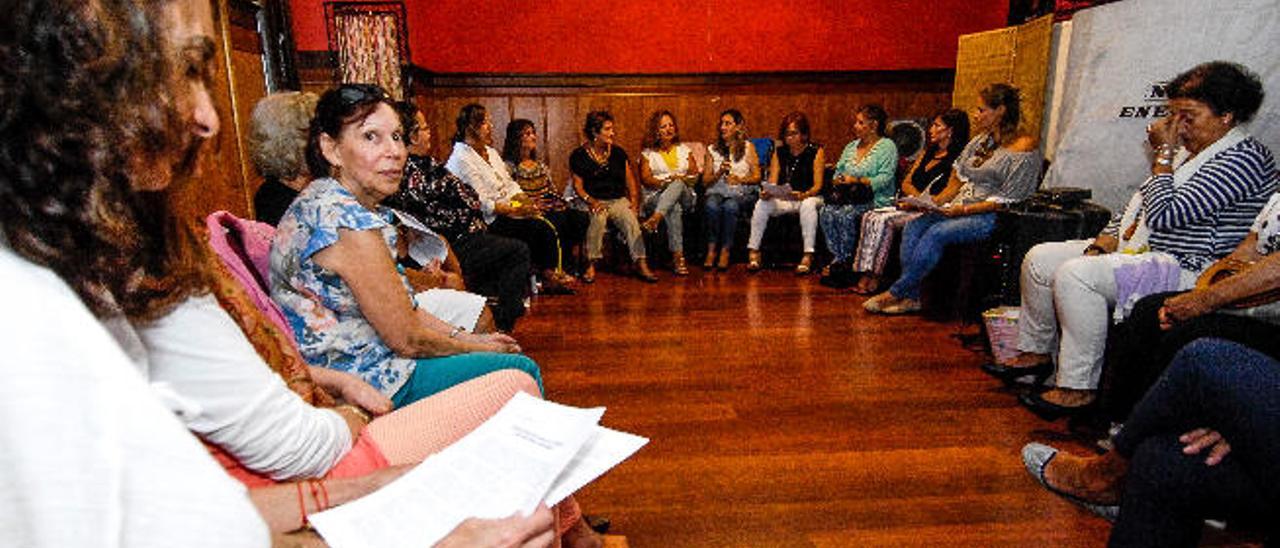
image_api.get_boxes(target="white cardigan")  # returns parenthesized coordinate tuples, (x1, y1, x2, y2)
(133, 294, 351, 481)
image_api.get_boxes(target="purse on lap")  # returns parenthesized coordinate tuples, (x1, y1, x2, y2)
(1196, 257, 1280, 309)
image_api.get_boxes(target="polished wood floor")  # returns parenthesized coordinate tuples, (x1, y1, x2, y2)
(517, 266, 1115, 547)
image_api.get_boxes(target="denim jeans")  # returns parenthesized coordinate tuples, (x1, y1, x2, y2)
(642, 182, 694, 252)
(1109, 338, 1279, 547)
(704, 193, 746, 248)
(888, 212, 995, 300)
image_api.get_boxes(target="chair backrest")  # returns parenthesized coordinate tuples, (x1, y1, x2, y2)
(204, 210, 292, 338)
(749, 138, 774, 169)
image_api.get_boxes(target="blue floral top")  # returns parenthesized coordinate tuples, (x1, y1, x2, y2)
(269, 177, 417, 396)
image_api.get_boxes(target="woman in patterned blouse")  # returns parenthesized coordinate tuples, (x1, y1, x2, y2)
(502, 118, 590, 281)
(271, 84, 542, 408)
(385, 101, 534, 331)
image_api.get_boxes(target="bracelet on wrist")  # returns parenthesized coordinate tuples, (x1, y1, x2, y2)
(335, 403, 371, 423)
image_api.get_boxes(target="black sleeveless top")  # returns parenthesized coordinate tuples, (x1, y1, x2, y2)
(776, 143, 820, 193)
(910, 150, 960, 196)
(569, 145, 630, 200)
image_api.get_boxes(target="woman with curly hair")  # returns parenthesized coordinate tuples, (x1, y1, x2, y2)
(1, 4, 581, 542)
(0, 0, 267, 544)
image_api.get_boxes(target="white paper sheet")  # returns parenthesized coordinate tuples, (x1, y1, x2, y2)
(898, 194, 942, 213)
(309, 393, 646, 548)
(544, 427, 648, 506)
(389, 208, 448, 266)
(761, 183, 794, 199)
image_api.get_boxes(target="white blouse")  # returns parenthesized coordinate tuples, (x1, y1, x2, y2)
(445, 144, 522, 224)
(1251, 192, 1280, 256)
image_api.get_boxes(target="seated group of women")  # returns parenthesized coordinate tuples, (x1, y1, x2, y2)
(2, 4, 601, 541)
(977, 61, 1278, 546)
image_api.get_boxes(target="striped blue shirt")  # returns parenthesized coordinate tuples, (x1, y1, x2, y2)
(1140, 137, 1279, 271)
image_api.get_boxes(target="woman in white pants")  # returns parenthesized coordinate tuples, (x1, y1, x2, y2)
(747, 112, 826, 274)
(988, 61, 1278, 419)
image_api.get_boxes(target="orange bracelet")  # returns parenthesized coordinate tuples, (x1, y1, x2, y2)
(295, 481, 307, 528)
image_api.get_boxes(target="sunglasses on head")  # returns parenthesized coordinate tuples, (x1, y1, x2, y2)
(337, 84, 390, 106)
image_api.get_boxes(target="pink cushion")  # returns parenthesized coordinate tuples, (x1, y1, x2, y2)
(205, 211, 293, 339)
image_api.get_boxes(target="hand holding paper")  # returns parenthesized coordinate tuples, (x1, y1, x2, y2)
(761, 183, 795, 200)
(309, 393, 647, 548)
(898, 194, 943, 213)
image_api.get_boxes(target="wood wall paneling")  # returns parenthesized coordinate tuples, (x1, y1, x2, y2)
(175, 0, 271, 226)
(231, 46, 269, 200)
(409, 72, 955, 191)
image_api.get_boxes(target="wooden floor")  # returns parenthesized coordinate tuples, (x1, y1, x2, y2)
(516, 266, 1115, 547)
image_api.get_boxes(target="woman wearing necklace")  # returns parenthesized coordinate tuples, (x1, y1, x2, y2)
(847, 109, 970, 295)
(747, 111, 827, 274)
(865, 83, 1042, 315)
(502, 119, 590, 281)
(817, 105, 898, 285)
(446, 104, 577, 294)
(702, 109, 762, 270)
(638, 110, 700, 275)
(569, 110, 656, 283)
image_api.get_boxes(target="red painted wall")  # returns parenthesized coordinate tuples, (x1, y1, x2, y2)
(289, 0, 1009, 73)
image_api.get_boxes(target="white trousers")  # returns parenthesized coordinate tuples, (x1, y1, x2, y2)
(1015, 240, 1119, 390)
(747, 196, 823, 253)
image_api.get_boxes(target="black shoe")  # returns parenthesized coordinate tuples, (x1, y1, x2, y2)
(819, 262, 857, 289)
(980, 360, 1053, 386)
(583, 515, 611, 534)
(1018, 391, 1096, 421)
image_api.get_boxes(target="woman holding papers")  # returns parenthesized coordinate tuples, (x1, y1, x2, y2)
(4, 67, 592, 541)
(748, 111, 827, 274)
(865, 83, 1042, 314)
(701, 109, 762, 270)
(817, 104, 898, 285)
(847, 109, 969, 294)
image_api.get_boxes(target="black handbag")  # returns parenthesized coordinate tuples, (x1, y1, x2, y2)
(825, 177, 874, 206)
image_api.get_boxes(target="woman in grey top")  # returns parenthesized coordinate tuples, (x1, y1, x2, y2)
(865, 83, 1042, 314)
